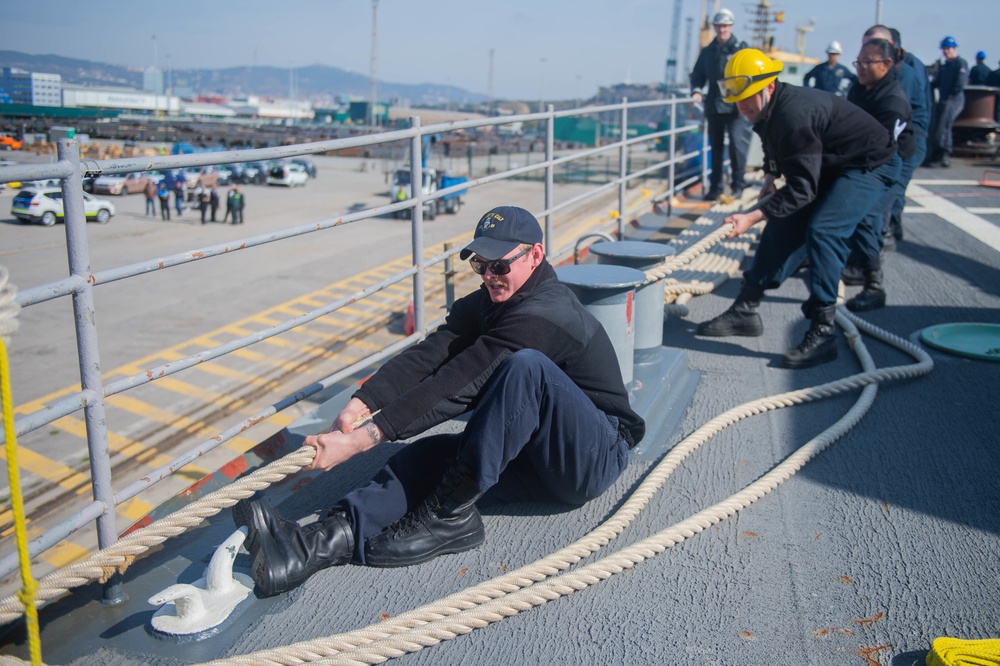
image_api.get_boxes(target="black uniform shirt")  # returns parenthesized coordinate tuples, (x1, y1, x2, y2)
(755, 82, 896, 220)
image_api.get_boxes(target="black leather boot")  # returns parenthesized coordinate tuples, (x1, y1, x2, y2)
(364, 460, 485, 568)
(697, 283, 764, 337)
(846, 257, 886, 312)
(234, 495, 353, 597)
(782, 305, 838, 368)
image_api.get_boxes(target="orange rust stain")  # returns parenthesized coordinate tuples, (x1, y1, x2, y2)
(119, 514, 152, 538)
(814, 627, 854, 637)
(853, 612, 885, 626)
(219, 456, 249, 479)
(456, 567, 469, 577)
(740, 631, 753, 639)
(379, 613, 390, 621)
(840, 576, 854, 584)
(813, 532, 824, 540)
(191, 251, 205, 258)
(857, 644, 892, 666)
(182, 472, 217, 496)
(740, 531, 760, 538)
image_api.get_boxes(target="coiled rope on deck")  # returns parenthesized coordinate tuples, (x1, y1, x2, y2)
(198, 310, 932, 666)
(0, 209, 934, 665)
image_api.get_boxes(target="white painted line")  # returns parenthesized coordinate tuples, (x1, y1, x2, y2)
(909, 179, 980, 186)
(968, 208, 1000, 215)
(903, 206, 933, 214)
(907, 183, 1000, 252)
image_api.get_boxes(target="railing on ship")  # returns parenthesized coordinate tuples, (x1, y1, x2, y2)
(0, 98, 707, 602)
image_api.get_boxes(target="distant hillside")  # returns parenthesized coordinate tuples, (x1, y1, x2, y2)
(0, 50, 489, 106)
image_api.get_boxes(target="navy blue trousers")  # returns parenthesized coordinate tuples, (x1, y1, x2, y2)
(889, 136, 926, 236)
(707, 112, 752, 192)
(337, 349, 630, 564)
(745, 158, 899, 308)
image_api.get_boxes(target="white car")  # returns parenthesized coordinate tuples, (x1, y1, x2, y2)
(11, 187, 116, 226)
(267, 163, 308, 187)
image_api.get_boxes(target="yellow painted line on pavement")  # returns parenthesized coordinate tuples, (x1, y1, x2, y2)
(118, 497, 154, 522)
(5, 233, 474, 510)
(196, 363, 270, 387)
(39, 539, 90, 569)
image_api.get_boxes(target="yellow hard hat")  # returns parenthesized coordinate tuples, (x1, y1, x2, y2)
(718, 48, 784, 103)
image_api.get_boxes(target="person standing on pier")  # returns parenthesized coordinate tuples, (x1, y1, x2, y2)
(689, 8, 751, 201)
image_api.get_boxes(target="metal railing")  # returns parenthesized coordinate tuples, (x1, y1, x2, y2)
(0, 98, 706, 601)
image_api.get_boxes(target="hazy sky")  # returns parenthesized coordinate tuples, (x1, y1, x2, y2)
(1, 0, 994, 101)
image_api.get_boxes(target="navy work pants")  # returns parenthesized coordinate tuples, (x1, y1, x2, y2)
(745, 158, 899, 308)
(707, 112, 751, 193)
(338, 349, 630, 564)
(890, 136, 926, 237)
(931, 93, 964, 158)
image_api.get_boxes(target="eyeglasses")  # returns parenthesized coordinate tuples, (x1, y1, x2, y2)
(853, 59, 888, 69)
(469, 247, 530, 275)
(717, 72, 778, 99)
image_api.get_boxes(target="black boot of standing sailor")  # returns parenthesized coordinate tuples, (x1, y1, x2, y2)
(782, 304, 838, 369)
(696, 282, 765, 337)
(846, 256, 887, 312)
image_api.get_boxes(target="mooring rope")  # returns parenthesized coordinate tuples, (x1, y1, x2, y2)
(198, 310, 931, 666)
(0, 204, 934, 666)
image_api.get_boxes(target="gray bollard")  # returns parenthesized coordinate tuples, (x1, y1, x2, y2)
(589, 241, 675, 363)
(555, 264, 646, 385)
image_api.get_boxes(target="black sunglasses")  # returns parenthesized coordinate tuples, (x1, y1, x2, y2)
(469, 247, 530, 275)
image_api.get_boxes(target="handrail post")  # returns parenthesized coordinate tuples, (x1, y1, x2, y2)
(409, 117, 426, 335)
(618, 97, 628, 240)
(57, 139, 123, 605)
(668, 98, 677, 218)
(701, 114, 710, 195)
(544, 105, 554, 256)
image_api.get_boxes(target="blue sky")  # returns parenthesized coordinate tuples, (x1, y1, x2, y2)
(0, 0, 993, 100)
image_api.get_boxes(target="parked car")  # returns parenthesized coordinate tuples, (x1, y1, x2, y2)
(182, 166, 220, 190)
(11, 188, 115, 226)
(267, 163, 308, 187)
(92, 171, 162, 196)
(289, 158, 317, 178)
(242, 162, 269, 184)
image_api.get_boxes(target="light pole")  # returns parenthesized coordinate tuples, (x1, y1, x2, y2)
(539, 58, 547, 112)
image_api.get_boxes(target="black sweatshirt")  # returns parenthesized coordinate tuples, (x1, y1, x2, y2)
(847, 68, 915, 160)
(355, 261, 646, 448)
(756, 82, 897, 221)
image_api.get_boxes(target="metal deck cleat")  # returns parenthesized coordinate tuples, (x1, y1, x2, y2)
(148, 527, 255, 639)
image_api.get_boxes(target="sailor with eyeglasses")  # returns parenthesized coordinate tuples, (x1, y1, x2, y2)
(235, 205, 644, 596)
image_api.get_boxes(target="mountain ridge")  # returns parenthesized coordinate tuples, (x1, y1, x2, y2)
(0, 50, 489, 107)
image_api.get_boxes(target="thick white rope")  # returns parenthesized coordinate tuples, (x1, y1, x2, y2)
(0, 213, 935, 665)
(200, 311, 932, 666)
(0, 266, 20, 345)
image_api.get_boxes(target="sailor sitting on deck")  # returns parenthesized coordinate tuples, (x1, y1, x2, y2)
(234, 205, 645, 597)
(695, 48, 899, 369)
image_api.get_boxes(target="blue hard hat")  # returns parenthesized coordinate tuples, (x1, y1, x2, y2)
(976, 50, 987, 60)
(940, 36, 958, 49)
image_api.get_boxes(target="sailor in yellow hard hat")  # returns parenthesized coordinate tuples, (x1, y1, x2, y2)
(696, 48, 901, 369)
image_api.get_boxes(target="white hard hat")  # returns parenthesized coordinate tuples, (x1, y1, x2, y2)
(712, 9, 735, 26)
(826, 41, 843, 55)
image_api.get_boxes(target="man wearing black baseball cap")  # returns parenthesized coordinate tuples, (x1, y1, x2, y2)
(235, 205, 644, 596)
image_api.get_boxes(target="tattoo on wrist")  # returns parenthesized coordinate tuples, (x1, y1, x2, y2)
(365, 422, 382, 445)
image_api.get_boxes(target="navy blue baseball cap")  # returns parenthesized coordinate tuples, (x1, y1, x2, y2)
(460, 206, 543, 260)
